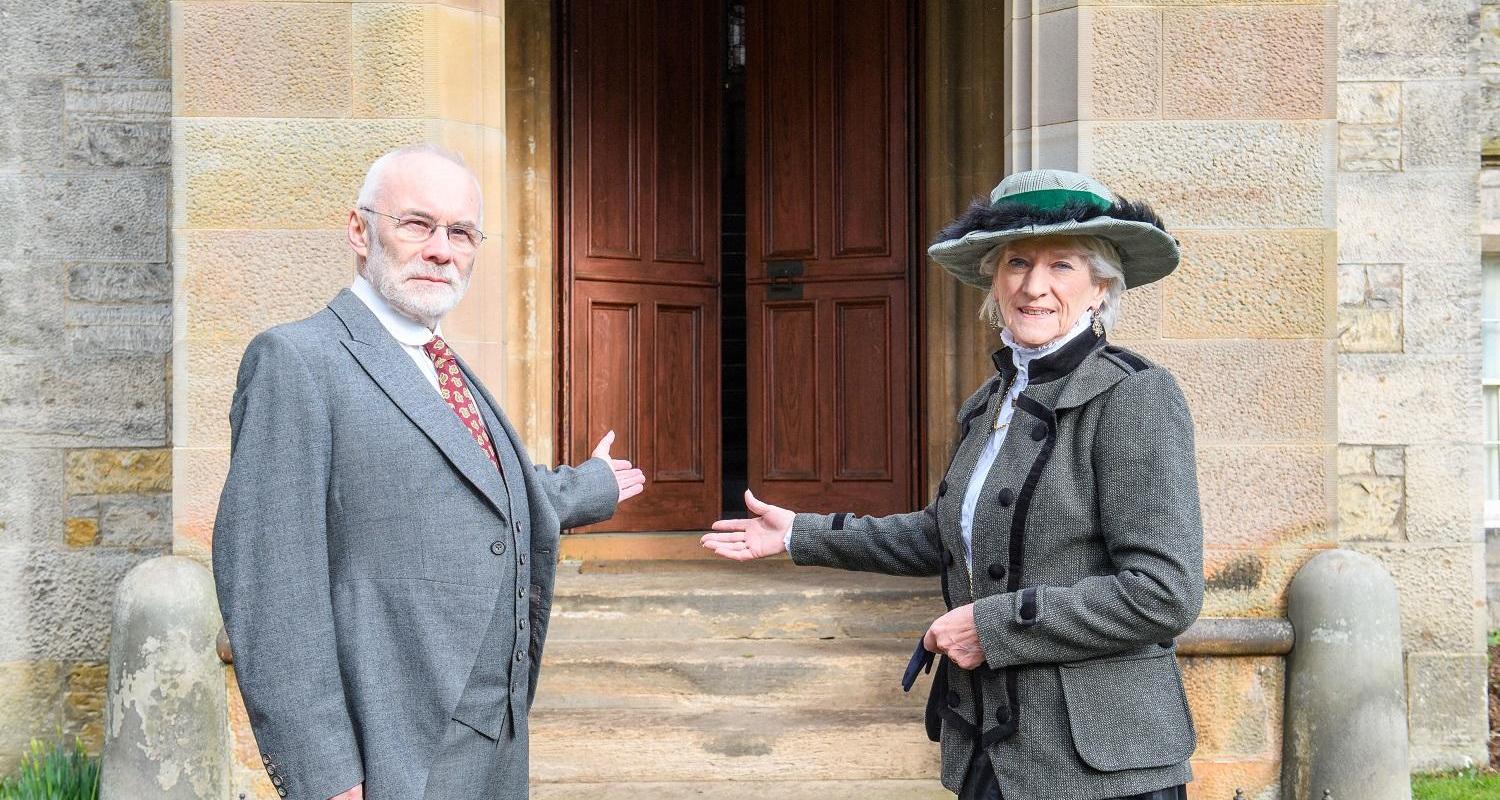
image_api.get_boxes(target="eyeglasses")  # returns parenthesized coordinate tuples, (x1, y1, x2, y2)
(359, 207, 487, 251)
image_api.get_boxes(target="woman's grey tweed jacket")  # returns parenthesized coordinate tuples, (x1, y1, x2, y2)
(788, 328, 1205, 800)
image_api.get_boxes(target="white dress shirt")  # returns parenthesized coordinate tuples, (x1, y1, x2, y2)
(957, 311, 1094, 567)
(350, 275, 444, 393)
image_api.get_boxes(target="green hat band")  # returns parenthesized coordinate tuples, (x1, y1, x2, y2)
(995, 188, 1113, 213)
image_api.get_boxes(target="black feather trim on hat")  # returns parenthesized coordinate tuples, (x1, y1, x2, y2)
(931, 196, 1168, 246)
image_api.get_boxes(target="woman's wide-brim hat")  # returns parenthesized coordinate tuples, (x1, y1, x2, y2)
(927, 169, 1179, 290)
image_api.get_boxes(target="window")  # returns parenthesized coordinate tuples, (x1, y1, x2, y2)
(1483, 256, 1500, 523)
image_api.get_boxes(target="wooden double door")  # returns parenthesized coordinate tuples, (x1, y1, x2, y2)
(564, 0, 917, 531)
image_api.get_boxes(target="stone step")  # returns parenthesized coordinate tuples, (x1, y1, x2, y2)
(548, 559, 946, 641)
(528, 707, 941, 783)
(531, 780, 951, 799)
(534, 637, 932, 710)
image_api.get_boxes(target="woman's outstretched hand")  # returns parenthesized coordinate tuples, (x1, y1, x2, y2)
(701, 489, 794, 560)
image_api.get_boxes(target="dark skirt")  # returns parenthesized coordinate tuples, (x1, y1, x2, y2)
(958, 748, 1188, 800)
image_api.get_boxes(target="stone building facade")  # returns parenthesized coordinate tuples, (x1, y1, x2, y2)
(0, 0, 1491, 796)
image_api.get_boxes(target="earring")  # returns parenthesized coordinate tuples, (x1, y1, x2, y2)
(1091, 307, 1105, 337)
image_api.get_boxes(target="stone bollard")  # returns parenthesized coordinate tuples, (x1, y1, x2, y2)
(100, 556, 230, 799)
(1282, 549, 1411, 800)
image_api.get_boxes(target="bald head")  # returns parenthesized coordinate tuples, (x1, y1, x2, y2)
(356, 143, 483, 219)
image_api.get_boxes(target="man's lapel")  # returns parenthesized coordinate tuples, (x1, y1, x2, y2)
(328, 289, 509, 515)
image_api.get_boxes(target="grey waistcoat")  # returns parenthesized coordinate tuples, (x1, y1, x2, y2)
(787, 329, 1205, 800)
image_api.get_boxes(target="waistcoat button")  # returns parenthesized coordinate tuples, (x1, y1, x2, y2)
(490, 541, 506, 555)
(988, 563, 1007, 580)
(997, 488, 1014, 507)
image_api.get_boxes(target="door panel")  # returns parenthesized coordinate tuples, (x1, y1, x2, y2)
(570, 281, 721, 531)
(746, 279, 910, 517)
(565, 0, 722, 530)
(745, 0, 915, 517)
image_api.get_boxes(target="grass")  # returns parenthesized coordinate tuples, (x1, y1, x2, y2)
(0, 738, 99, 800)
(1413, 769, 1500, 800)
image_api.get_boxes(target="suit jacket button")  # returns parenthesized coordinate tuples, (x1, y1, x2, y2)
(277, 789, 287, 798)
(491, 541, 507, 555)
(988, 563, 1007, 580)
(997, 488, 1014, 507)
(261, 754, 270, 764)
(271, 776, 283, 787)
(996, 704, 1011, 723)
(1031, 424, 1047, 441)
(937, 479, 948, 497)
(946, 690, 960, 708)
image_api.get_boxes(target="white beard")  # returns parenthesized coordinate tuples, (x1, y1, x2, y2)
(363, 236, 471, 328)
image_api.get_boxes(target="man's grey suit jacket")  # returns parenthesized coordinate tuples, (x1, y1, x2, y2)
(212, 289, 617, 799)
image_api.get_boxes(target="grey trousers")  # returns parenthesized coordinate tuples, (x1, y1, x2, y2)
(421, 717, 528, 800)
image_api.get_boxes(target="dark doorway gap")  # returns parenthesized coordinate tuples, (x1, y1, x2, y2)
(720, 0, 749, 517)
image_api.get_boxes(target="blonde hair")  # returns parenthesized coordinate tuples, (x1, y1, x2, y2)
(977, 235, 1126, 331)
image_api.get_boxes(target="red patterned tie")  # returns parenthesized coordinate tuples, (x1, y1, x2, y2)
(422, 336, 501, 472)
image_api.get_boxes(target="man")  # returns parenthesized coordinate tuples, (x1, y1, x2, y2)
(212, 144, 644, 800)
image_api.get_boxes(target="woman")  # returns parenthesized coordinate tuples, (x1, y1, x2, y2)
(703, 169, 1203, 800)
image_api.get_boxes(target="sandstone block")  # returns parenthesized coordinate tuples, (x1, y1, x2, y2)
(66, 262, 171, 304)
(67, 325, 172, 357)
(0, 446, 65, 547)
(1034, 8, 1080, 126)
(1188, 759, 1279, 800)
(98, 495, 171, 552)
(353, 3, 428, 119)
(1338, 444, 1373, 476)
(182, 339, 249, 449)
(1339, 0, 1475, 80)
(1338, 307, 1403, 352)
(1338, 473, 1404, 541)
(1180, 656, 1282, 759)
(0, 172, 167, 262)
(0, 356, 166, 446)
(172, 447, 230, 558)
(1402, 80, 1480, 171)
(65, 518, 100, 548)
(0, 660, 64, 777)
(1405, 652, 1489, 771)
(0, 260, 66, 354)
(1201, 546, 1321, 618)
(1081, 7, 1161, 120)
(20, 547, 144, 660)
(1198, 445, 1331, 550)
(1373, 446, 1405, 476)
(66, 449, 172, 495)
(1130, 339, 1330, 445)
(67, 119, 169, 168)
(0, 77, 65, 170)
(1086, 120, 1333, 229)
(1108, 279, 1161, 342)
(1339, 124, 1401, 172)
(1162, 5, 1333, 120)
(1346, 542, 1486, 653)
(1340, 171, 1476, 265)
(174, 1, 351, 118)
(177, 118, 428, 229)
(1163, 229, 1333, 339)
(1338, 353, 1481, 444)
(0, 0, 168, 78)
(65, 661, 108, 753)
(180, 229, 350, 342)
(1404, 262, 1481, 355)
(1338, 82, 1401, 125)
(63, 78, 171, 117)
(433, 6, 487, 125)
(1403, 444, 1484, 544)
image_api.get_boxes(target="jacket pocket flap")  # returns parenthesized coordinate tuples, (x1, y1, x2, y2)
(1057, 648, 1196, 772)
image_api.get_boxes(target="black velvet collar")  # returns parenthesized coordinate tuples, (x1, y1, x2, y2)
(990, 326, 1106, 385)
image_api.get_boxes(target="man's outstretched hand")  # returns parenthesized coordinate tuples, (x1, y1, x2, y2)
(330, 784, 363, 800)
(592, 430, 645, 504)
(700, 490, 794, 560)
